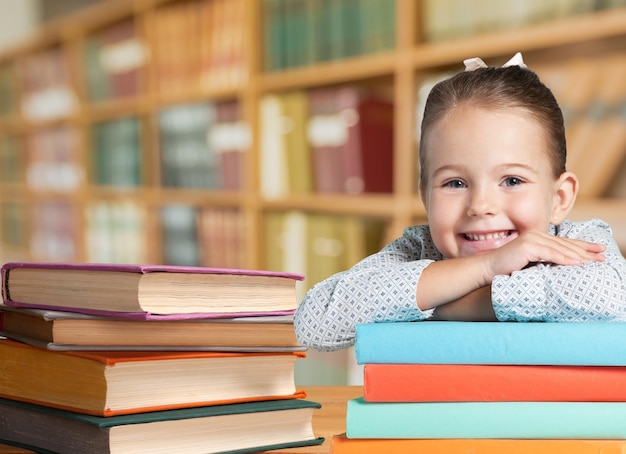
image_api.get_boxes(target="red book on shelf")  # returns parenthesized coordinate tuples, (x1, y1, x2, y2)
(335, 87, 394, 194)
(100, 19, 143, 98)
(210, 100, 247, 191)
(308, 86, 394, 194)
(364, 363, 626, 402)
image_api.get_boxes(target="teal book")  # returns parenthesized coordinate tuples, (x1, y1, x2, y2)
(347, 397, 626, 439)
(355, 321, 626, 365)
(0, 397, 323, 453)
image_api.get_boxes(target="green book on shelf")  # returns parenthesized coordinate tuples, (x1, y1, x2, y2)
(0, 397, 323, 454)
(91, 117, 141, 187)
(0, 137, 21, 183)
(0, 64, 17, 116)
(84, 33, 110, 102)
(262, 0, 286, 71)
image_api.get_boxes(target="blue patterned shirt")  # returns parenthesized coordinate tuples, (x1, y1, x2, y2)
(294, 219, 626, 351)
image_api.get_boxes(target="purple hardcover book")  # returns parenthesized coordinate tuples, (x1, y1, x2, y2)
(2, 262, 304, 319)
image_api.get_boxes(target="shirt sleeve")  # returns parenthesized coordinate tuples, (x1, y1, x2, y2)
(294, 225, 441, 351)
(492, 219, 626, 322)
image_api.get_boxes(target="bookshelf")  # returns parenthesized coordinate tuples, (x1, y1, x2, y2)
(1, 0, 626, 277)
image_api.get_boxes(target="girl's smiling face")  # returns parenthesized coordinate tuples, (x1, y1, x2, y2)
(421, 104, 577, 259)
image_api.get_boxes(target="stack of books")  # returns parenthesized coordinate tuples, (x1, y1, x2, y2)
(332, 321, 626, 453)
(0, 261, 324, 453)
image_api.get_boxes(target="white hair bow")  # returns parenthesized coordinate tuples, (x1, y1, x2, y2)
(463, 52, 527, 71)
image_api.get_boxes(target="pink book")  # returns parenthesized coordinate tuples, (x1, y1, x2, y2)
(2, 262, 303, 320)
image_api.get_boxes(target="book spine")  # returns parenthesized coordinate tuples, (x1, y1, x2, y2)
(346, 397, 626, 439)
(331, 433, 626, 454)
(161, 204, 201, 266)
(159, 103, 217, 189)
(363, 363, 626, 402)
(307, 87, 346, 193)
(355, 321, 626, 365)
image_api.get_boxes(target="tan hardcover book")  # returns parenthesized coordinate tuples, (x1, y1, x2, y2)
(1, 307, 302, 351)
(0, 338, 306, 416)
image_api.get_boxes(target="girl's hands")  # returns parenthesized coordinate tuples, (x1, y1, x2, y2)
(416, 230, 605, 313)
(481, 230, 606, 283)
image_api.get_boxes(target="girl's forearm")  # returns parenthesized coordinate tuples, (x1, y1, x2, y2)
(432, 286, 496, 321)
(415, 256, 492, 311)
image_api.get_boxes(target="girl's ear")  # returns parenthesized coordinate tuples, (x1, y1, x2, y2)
(551, 171, 579, 224)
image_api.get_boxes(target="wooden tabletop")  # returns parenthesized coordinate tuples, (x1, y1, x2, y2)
(0, 445, 32, 454)
(268, 386, 363, 454)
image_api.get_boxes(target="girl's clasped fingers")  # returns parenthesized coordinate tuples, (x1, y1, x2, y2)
(538, 236, 605, 265)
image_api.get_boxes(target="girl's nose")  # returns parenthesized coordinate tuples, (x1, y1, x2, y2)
(467, 190, 498, 217)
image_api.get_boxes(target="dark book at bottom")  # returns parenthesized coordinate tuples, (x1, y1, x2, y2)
(0, 397, 323, 454)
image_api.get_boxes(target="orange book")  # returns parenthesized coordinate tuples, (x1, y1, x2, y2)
(331, 433, 626, 454)
(364, 363, 626, 402)
(0, 338, 304, 416)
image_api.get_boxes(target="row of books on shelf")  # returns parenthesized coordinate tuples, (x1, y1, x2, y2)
(0, 0, 247, 120)
(16, 47, 78, 122)
(262, 0, 395, 72)
(0, 201, 240, 267)
(422, 0, 626, 43)
(0, 261, 324, 453)
(5, 0, 626, 121)
(331, 321, 626, 452)
(0, 200, 388, 282)
(4, 0, 397, 109)
(153, 0, 247, 95)
(159, 100, 248, 190)
(6, 49, 626, 198)
(84, 19, 145, 102)
(0, 99, 248, 191)
(261, 85, 394, 197)
(265, 211, 388, 300)
(160, 204, 246, 269)
(2, 82, 394, 196)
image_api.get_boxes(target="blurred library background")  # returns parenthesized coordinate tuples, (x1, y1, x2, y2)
(1, 0, 626, 385)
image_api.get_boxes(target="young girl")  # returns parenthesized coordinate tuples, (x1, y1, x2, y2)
(294, 53, 626, 352)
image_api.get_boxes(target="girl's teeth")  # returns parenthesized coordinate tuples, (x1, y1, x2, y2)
(466, 231, 508, 241)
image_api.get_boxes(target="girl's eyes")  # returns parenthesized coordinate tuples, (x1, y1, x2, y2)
(443, 179, 466, 189)
(502, 176, 524, 187)
(441, 177, 525, 188)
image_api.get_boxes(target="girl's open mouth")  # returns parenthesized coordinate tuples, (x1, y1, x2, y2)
(463, 231, 512, 241)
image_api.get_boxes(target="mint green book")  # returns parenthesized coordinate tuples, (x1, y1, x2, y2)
(347, 397, 626, 439)
(0, 397, 323, 453)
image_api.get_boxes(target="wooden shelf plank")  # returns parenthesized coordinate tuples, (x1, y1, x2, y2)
(258, 52, 396, 93)
(262, 194, 426, 218)
(412, 8, 626, 69)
